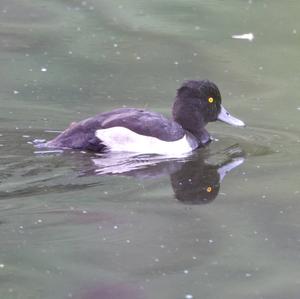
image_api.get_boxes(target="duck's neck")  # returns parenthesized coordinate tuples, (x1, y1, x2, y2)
(172, 96, 210, 145)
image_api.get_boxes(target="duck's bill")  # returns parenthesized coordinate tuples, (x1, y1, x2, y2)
(217, 105, 245, 127)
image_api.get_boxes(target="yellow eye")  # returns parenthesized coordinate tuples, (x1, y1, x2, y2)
(206, 186, 212, 193)
(208, 97, 214, 103)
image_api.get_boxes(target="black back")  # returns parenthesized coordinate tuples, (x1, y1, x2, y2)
(47, 108, 185, 150)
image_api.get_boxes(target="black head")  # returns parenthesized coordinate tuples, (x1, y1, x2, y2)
(172, 80, 245, 143)
(174, 80, 222, 123)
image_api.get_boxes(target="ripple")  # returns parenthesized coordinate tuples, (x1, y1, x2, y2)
(0, 125, 298, 201)
(211, 125, 300, 161)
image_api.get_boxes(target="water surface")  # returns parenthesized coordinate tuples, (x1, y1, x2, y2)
(1, 1, 300, 298)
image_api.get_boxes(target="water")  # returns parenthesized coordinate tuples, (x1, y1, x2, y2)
(1, 1, 300, 298)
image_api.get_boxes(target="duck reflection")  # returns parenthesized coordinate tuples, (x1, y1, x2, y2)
(1, 142, 244, 203)
(170, 157, 243, 204)
(91, 147, 244, 204)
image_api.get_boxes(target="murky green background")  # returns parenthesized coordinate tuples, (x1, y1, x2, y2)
(1, 1, 300, 298)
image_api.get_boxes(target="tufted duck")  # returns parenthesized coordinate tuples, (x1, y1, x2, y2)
(46, 80, 245, 155)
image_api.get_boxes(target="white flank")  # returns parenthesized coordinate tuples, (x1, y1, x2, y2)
(232, 33, 254, 41)
(95, 127, 196, 156)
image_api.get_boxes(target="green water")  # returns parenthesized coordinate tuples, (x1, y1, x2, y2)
(1, 1, 300, 298)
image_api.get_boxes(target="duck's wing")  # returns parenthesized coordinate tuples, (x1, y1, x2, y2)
(46, 108, 185, 151)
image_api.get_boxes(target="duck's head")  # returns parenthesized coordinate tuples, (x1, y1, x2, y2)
(172, 80, 245, 141)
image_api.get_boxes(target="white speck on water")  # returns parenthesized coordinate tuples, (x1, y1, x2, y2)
(82, 210, 87, 214)
(245, 273, 252, 278)
(126, 239, 131, 244)
(258, 66, 263, 70)
(113, 43, 118, 48)
(160, 244, 165, 249)
(297, 107, 300, 111)
(22, 135, 30, 138)
(68, 51, 73, 55)
(232, 32, 254, 41)
(136, 56, 141, 60)
(185, 294, 193, 299)
(193, 52, 198, 56)
(192, 256, 197, 260)
(154, 258, 159, 262)
(37, 219, 42, 223)
(183, 269, 189, 274)
(293, 29, 297, 34)
(113, 225, 118, 229)
(194, 26, 200, 30)
(13, 90, 19, 94)
(41, 67, 47, 72)
(174, 61, 179, 65)
(208, 239, 214, 244)
(0, 264, 4, 269)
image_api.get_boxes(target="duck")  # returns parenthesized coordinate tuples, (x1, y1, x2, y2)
(45, 80, 245, 155)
